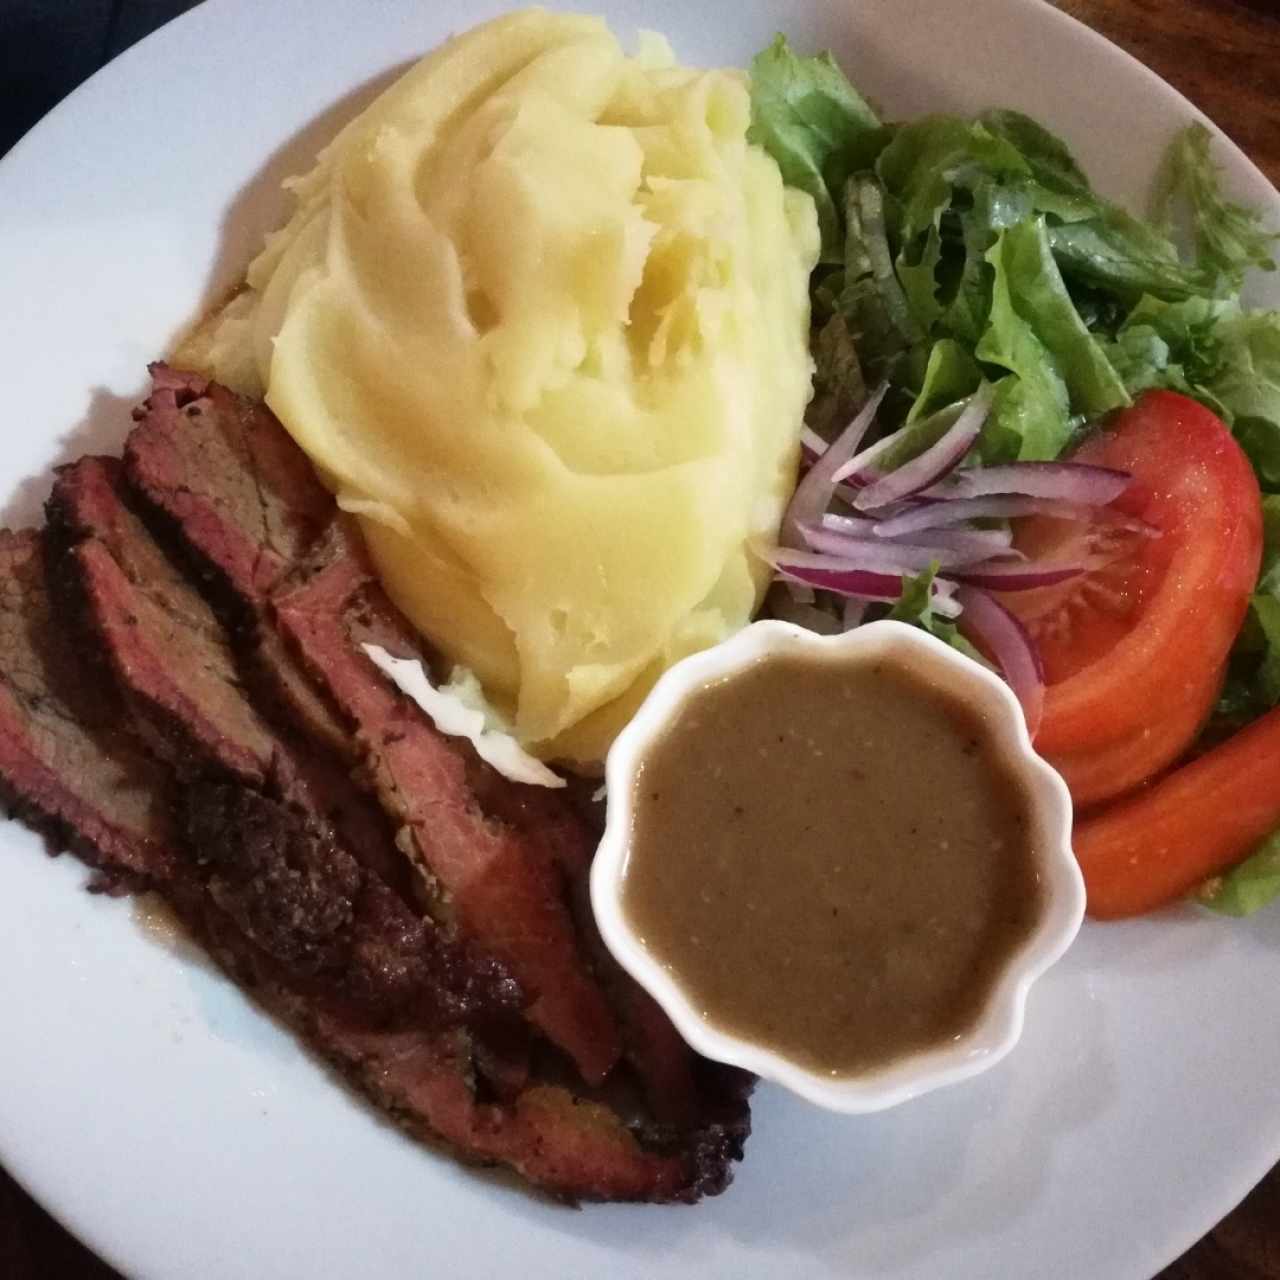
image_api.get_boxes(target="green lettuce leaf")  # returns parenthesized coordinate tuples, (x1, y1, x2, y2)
(1107, 297, 1280, 487)
(1210, 309, 1280, 484)
(889, 564, 984, 661)
(977, 109, 1093, 201)
(875, 116, 1031, 241)
(747, 35, 884, 261)
(990, 218, 1130, 416)
(897, 224, 945, 332)
(1217, 497, 1280, 725)
(975, 228, 1074, 460)
(1257, 494, 1280, 596)
(748, 31, 1280, 524)
(908, 339, 982, 423)
(807, 311, 867, 436)
(1198, 829, 1280, 917)
(1155, 122, 1278, 293)
(841, 176, 921, 380)
(1047, 217, 1213, 303)
(1249, 596, 1280, 707)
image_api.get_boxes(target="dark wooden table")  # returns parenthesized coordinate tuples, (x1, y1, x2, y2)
(1, 1, 1278, 1276)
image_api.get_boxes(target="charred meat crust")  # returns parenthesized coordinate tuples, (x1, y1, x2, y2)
(182, 783, 521, 1025)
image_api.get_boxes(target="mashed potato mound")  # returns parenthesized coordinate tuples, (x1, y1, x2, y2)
(202, 9, 818, 763)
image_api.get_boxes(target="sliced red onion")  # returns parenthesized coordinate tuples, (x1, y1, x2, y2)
(953, 560, 1085, 591)
(835, 472, 879, 503)
(780, 384, 889, 549)
(774, 575, 815, 604)
(877, 495, 1160, 540)
(775, 561, 903, 599)
(955, 586, 1045, 735)
(800, 524, 989, 572)
(923, 460, 1130, 504)
(830, 419, 916, 487)
(777, 545, 930, 583)
(769, 590, 843, 635)
(842, 598, 869, 630)
(894, 526, 1018, 559)
(767, 549, 962, 617)
(874, 495, 1104, 539)
(851, 384, 994, 512)
(820, 512, 879, 537)
(800, 427, 830, 462)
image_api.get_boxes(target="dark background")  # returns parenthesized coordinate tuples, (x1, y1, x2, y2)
(1, 0, 201, 157)
(1, 1, 1278, 1277)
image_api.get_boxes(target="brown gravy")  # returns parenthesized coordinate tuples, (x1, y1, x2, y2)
(621, 652, 1044, 1077)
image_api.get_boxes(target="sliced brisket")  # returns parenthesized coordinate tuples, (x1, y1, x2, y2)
(0, 518, 734, 1199)
(0, 529, 177, 884)
(46, 456, 278, 785)
(45, 456, 410, 898)
(77, 365, 752, 1195)
(0, 374, 753, 1201)
(180, 790, 743, 1202)
(125, 367, 333, 609)
(124, 370, 624, 1085)
(125, 367, 356, 756)
(271, 529, 623, 1086)
(183, 783, 519, 1025)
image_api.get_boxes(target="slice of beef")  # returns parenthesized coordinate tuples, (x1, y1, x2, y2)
(196, 940, 727, 1204)
(181, 796, 742, 1202)
(45, 456, 408, 897)
(126, 365, 333, 610)
(482, 773, 707, 1128)
(272, 528, 622, 1086)
(124, 371, 623, 1085)
(47, 456, 278, 785)
(126, 366, 356, 758)
(243, 624, 354, 758)
(45, 458, 524, 1027)
(314, 1029, 742, 1204)
(0, 500, 742, 1203)
(120, 366, 750, 1183)
(0, 529, 177, 884)
(183, 783, 519, 1026)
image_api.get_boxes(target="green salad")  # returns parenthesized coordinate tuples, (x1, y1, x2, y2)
(747, 36, 1280, 917)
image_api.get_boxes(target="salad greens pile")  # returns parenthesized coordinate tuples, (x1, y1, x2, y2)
(747, 35, 1280, 914)
(747, 35, 1277, 458)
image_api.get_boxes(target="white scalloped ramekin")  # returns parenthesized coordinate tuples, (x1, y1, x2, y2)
(590, 618, 1084, 1113)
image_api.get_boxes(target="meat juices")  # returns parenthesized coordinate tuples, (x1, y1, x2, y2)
(622, 653, 1044, 1078)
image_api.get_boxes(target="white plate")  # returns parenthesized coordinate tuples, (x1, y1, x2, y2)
(1, 2, 1277, 1277)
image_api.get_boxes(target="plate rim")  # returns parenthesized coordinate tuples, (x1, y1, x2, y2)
(0, 2, 1278, 1278)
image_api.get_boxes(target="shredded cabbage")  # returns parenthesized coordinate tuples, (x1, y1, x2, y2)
(362, 645, 565, 789)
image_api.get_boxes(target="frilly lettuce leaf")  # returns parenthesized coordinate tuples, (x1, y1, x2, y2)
(1155, 121, 1278, 294)
(889, 564, 984, 662)
(747, 35, 884, 262)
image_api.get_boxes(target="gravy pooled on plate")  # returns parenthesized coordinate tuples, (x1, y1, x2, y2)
(621, 651, 1044, 1077)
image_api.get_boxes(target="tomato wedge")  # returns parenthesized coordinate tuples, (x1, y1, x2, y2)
(1075, 704, 1280, 918)
(1004, 391, 1261, 809)
(1046, 664, 1224, 809)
